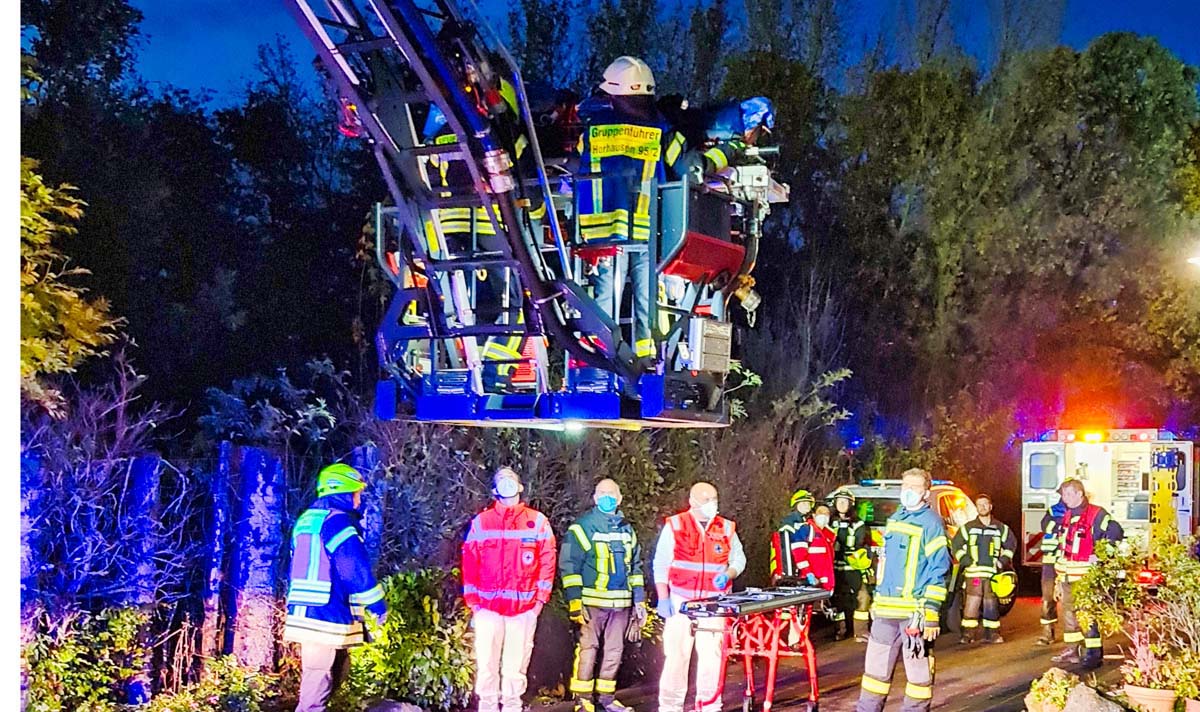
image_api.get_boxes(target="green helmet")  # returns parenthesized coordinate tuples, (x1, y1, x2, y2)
(317, 463, 366, 498)
(790, 489, 816, 508)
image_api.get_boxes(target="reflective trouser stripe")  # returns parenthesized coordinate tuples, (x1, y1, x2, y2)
(596, 679, 617, 694)
(1039, 618, 1058, 625)
(906, 683, 932, 700)
(861, 676, 891, 695)
(1064, 631, 1084, 643)
(1084, 636, 1102, 648)
(961, 619, 979, 628)
(983, 619, 1000, 629)
(854, 610, 871, 620)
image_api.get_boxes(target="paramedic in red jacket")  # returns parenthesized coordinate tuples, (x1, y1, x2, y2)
(463, 467, 557, 712)
(793, 502, 837, 591)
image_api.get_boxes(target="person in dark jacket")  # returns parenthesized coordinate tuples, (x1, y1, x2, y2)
(560, 479, 646, 712)
(284, 464, 387, 712)
(951, 494, 1017, 644)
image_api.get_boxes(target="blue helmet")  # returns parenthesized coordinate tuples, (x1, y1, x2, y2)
(740, 97, 775, 133)
(422, 104, 448, 140)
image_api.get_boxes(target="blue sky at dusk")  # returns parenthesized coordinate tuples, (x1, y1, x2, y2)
(132, 0, 1200, 105)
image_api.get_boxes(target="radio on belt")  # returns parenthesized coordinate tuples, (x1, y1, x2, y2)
(679, 583, 831, 712)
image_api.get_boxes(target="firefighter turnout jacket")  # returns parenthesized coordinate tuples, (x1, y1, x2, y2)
(575, 93, 687, 245)
(833, 516, 869, 571)
(872, 505, 952, 622)
(560, 506, 646, 611)
(769, 511, 806, 579)
(1054, 501, 1123, 582)
(462, 501, 557, 616)
(951, 517, 1018, 579)
(284, 495, 387, 648)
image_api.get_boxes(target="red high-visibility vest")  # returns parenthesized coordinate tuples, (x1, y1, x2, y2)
(666, 513, 735, 600)
(1055, 503, 1103, 582)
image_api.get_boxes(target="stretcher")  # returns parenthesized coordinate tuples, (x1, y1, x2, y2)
(680, 584, 832, 712)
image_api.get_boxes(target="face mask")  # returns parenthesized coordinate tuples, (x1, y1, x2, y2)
(494, 477, 520, 499)
(699, 501, 719, 520)
(900, 489, 922, 509)
(596, 495, 619, 513)
(814, 514, 830, 529)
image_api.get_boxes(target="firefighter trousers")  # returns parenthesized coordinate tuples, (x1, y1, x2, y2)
(1059, 579, 1101, 664)
(659, 613, 726, 712)
(571, 606, 631, 702)
(296, 643, 351, 712)
(855, 617, 935, 712)
(1039, 565, 1058, 629)
(593, 249, 652, 359)
(833, 569, 871, 636)
(961, 577, 1000, 635)
(473, 607, 540, 712)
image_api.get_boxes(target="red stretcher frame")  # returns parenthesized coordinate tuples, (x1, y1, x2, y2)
(692, 604, 821, 712)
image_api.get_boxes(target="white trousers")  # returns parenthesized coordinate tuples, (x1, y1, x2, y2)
(473, 608, 540, 712)
(659, 613, 727, 712)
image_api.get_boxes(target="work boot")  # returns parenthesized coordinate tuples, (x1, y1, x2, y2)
(854, 633, 869, 643)
(833, 621, 849, 641)
(984, 632, 1005, 644)
(959, 629, 975, 645)
(1080, 654, 1102, 671)
(1035, 626, 1054, 646)
(1051, 647, 1081, 665)
(599, 699, 632, 712)
(576, 699, 597, 712)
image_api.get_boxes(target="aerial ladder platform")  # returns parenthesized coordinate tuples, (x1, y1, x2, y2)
(286, 0, 786, 429)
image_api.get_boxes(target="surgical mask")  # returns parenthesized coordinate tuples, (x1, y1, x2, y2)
(597, 495, 619, 513)
(814, 514, 830, 529)
(698, 501, 719, 520)
(900, 489, 922, 509)
(494, 477, 520, 499)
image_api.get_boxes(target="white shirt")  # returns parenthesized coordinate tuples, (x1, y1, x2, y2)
(653, 511, 746, 606)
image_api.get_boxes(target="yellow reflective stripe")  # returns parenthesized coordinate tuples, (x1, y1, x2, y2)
(636, 156, 653, 217)
(887, 521, 923, 536)
(349, 584, 385, 607)
(594, 542, 612, 590)
(515, 135, 528, 158)
(628, 574, 645, 586)
(853, 610, 871, 621)
(961, 619, 979, 628)
(562, 574, 584, 588)
(1083, 637, 1102, 648)
(569, 524, 592, 552)
(1064, 631, 1084, 643)
(570, 677, 595, 694)
(861, 676, 891, 695)
(924, 585, 947, 602)
(636, 339, 655, 358)
(925, 535, 947, 557)
(590, 155, 602, 211)
(905, 683, 932, 700)
(704, 146, 729, 171)
(983, 619, 1001, 629)
(435, 134, 458, 145)
(596, 679, 617, 694)
(327, 526, 358, 553)
(665, 133, 684, 166)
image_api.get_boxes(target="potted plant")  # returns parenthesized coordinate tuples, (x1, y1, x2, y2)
(1075, 535, 1200, 712)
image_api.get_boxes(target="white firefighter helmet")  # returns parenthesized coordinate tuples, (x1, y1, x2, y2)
(600, 56, 656, 96)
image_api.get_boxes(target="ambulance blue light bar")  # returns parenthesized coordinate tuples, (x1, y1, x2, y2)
(860, 479, 955, 486)
(1037, 429, 1175, 443)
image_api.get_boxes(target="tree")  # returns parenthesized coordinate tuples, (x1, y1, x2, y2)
(20, 158, 122, 414)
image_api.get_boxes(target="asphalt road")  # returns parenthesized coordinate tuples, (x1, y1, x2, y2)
(538, 596, 1123, 712)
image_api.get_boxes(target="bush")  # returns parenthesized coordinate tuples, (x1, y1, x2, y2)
(144, 656, 274, 712)
(333, 569, 475, 712)
(1026, 668, 1081, 712)
(23, 607, 149, 712)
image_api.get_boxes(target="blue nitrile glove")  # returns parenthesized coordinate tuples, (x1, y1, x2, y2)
(656, 598, 675, 619)
(713, 573, 729, 590)
(804, 573, 818, 587)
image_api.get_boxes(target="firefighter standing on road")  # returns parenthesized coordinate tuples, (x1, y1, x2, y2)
(560, 479, 646, 712)
(951, 493, 1017, 644)
(284, 464, 388, 712)
(1051, 477, 1123, 670)
(831, 489, 872, 642)
(1035, 497, 1067, 646)
(855, 468, 951, 712)
(462, 468, 557, 712)
(770, 489, 815, 580)
(654, 482, 746, 712)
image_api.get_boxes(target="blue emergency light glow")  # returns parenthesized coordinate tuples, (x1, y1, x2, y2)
(1037, 429, 1175, 443)
(859, 479, 955, 486)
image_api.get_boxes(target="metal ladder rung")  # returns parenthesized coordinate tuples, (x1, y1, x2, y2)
(337, 37, 393, 54)
(426, 256, 520, 272)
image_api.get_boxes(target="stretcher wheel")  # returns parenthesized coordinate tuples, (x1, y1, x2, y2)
(804, 703, 818, 712)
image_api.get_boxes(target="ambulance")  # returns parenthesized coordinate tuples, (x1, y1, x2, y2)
(1019, 428, 1197, 567)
